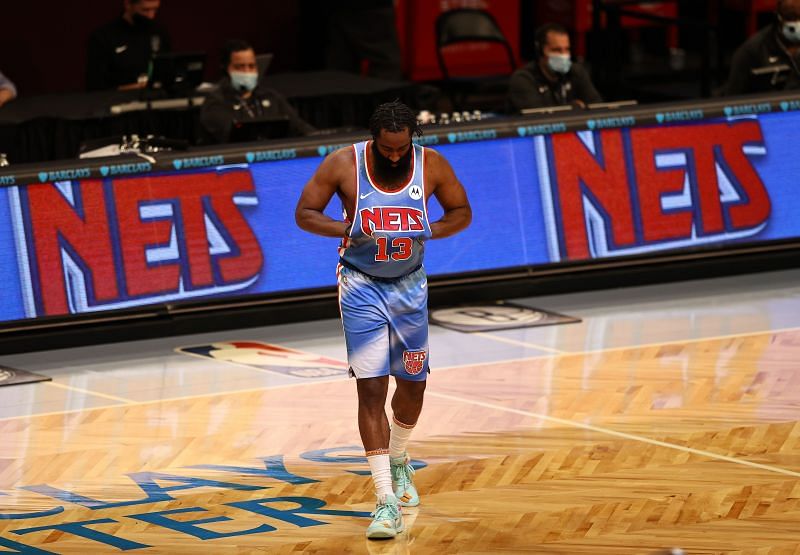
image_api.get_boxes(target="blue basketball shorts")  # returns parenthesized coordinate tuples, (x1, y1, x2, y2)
(337, 264, 429, 381)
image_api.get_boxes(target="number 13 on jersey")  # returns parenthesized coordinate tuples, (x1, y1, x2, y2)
(374, 237, 413, 261)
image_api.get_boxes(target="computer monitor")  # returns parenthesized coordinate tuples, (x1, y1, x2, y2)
(256, 53, 274, 78)
(149, 52, 206, 96)
(229, 116, 290, 143)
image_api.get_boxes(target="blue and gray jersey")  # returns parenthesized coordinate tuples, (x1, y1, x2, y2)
(339, 141, 431, 279)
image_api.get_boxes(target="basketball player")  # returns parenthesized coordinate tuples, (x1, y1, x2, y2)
(295, 101, 471, 539)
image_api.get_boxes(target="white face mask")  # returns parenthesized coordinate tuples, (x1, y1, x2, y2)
(782, 19, 800, 43)
(230, 71, 258, 92)
(547, 54, 572, 75)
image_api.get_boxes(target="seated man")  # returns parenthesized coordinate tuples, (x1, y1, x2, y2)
(724, 0, 800, 95)
(200, 39, 315, 143)
(86, 0, 171, 91)
(0, 71, 17, 108)
(509, 23, 602, 111)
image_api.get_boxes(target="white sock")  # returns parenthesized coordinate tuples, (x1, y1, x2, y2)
(366, 451, 393, 499)
(389, 416, 415, 461)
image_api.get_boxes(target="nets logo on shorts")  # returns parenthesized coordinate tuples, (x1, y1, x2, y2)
(403, 350, 427, 375)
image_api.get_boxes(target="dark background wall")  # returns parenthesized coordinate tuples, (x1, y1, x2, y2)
(1, 1, 304, 96)
(0, 0, 764, 99)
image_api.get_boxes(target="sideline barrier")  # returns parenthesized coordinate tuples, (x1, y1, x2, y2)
(1, 92, 799, 332)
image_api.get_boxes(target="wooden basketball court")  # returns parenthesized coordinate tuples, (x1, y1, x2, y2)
(1, 269, 799, 554)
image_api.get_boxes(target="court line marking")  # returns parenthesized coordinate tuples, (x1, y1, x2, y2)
(427, 390, 800, 479)
(470, 331, 566, 354)
(43, 381, 135, 404)
(1, 324, 798, 423)
(473, 324, 800, 358)
(0, 355, 549, 423)
(0, 381, 339, 423)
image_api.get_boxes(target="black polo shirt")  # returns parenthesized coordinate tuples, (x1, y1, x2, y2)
(508, 61, 602, 111)
(199, 77, 316, 144)
(724, 23, 800, 96)
(86, 17, 171, 91)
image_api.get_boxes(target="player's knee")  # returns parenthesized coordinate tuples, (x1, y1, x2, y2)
(410, 381, 426, 402)
(356, 376, 388, 407)
(398, 377, 426, 397)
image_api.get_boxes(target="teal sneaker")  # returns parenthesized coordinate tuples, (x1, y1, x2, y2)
(366, 494, 404, 539)
(391, 454, 419, 507)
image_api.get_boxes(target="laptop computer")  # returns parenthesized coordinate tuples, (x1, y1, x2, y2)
(149, 52, 206, 96)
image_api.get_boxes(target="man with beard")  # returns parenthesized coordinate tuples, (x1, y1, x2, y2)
(86, 0, 171, 91)
(295, 100, 471, 540)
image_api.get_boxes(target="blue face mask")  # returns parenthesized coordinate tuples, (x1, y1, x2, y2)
(782, 20, 800, 43)
(230, 71, 258, 93)
(547, 54, 572, 75)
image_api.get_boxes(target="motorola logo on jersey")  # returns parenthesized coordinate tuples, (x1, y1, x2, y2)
(537, 120, 771, 261)
(409, 185, 423, 200)
(359, 206, 425, 235)
(10, 170, 264, 317)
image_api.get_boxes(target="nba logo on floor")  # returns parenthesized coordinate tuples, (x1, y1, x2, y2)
(177, 341, 349, 378)
(403, 350, 426, 375)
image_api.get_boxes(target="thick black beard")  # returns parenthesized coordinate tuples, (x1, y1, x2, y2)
(370, 141, 412, 185)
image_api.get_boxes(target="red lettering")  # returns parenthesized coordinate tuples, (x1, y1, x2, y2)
(114, 177, 181, 297)
(204, 173, 263, 283)
(174, 191, 213, 287)
(26, 180, 118, 315)
(25, 169, 262, 314)
(630, 127, 694, 242)
(719, 121, 770, 229)
(551, 130, 636, 260)
(382, 207, 401, 231)
(630, 122, 769, 239)
(113, 171, 262, 296)
(361, 208, 382, 235)
(551, 121, 770, 260)
(407, 209, 424, 231)
(360, 207, 424, 233)
(374, 237, 414, 262)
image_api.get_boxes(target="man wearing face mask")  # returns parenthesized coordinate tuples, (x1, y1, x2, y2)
(199, 39, 314, 144)
(508, 23, 602, 111)
(86, 0, 171, 91)
(724, 0, 800, 95)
